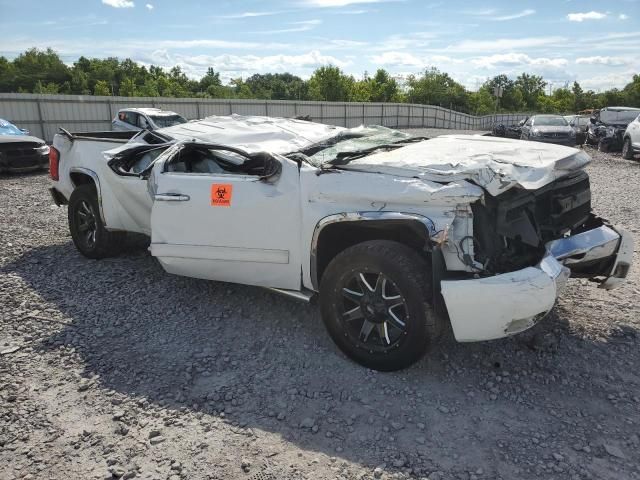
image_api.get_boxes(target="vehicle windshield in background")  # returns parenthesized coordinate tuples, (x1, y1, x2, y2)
(306, 126, 412, 166)
(599, 109, 640, 125)
(534, 116, 568, 127)
(575, 117, 590, 126)
(150, 115, 187, 128)
(0, 119, 26, 136)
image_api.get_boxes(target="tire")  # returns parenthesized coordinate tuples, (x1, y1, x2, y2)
(598, 140, 609, 153)
(622, 137, 634, 160)
(68, 184, 125, 259)
(319, 240, 442, 371)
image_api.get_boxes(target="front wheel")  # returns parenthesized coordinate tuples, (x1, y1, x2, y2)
(622, 137, 634, 160)
(68, 184, 125, 259)
(319, 240, 442, 371)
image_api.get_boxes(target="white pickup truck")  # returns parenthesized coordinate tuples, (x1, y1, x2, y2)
(48, 115, 633, 371)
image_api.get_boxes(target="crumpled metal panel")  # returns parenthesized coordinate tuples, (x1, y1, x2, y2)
(340, 134, 591, 196)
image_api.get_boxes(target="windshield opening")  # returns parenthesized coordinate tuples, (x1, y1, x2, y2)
(534, 116, 568, 127)
(150, 114, 187, 128)
(303, 126, 413, 166)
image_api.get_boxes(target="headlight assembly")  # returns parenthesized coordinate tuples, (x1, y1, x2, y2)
(36, 145, 50, 155)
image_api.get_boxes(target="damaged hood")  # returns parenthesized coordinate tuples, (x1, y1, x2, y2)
(340, 135, 591, 196)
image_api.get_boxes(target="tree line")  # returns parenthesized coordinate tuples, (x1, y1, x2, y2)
(1, 48, 639, 115)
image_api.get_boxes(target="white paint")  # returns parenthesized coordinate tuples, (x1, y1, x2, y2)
(341, 134, 591, 196)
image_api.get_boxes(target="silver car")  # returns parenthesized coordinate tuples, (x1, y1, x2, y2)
(520, 115, 576, 146)
(112, 108, 187, 132)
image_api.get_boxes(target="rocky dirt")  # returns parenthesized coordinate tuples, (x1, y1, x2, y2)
(1, 140, 639, 480)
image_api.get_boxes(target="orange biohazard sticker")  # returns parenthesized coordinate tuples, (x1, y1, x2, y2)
(211, 184, 233, 207)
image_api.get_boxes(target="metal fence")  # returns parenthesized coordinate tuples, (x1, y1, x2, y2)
(0, 93, 531, 142)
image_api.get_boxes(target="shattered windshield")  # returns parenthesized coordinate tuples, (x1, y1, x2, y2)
(150, 114, 187, 128)
(305, 126, 412, 166)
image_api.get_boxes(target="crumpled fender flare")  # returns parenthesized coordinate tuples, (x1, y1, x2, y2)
(309, 211, 436, 290)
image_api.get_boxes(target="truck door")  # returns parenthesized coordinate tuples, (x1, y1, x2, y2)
(147, 143, 302, 290)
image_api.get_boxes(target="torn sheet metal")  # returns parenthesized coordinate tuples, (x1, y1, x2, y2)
(306, 171, 484, 206)
(340, 135, 591, 196)
(159, 114, 345, 155)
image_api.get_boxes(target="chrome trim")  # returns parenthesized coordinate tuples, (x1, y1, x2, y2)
(69, 167, 106, 227)
(265, 287, 317, 304)
(547, 225, 620, 265)
(310, 211, 437, 291)
(155, 193, 190, 202)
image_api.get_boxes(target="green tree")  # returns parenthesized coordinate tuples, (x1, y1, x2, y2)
(119, 77, 137, 97)
(407, 68, 468, 110)
(307, 66, 353, 101)
(93, 80, 111, 96)
(515, 73, 546, 110)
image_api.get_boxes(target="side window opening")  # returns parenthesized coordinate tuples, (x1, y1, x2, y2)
(108, 144, 171, 177)
(164, 144, 281, 179)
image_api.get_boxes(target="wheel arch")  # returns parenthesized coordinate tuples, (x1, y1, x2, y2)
(69, 168, 106, 225)
(310, 212, 436, 291)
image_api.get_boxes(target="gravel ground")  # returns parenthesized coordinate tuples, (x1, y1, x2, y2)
(1, 136, 639, 480)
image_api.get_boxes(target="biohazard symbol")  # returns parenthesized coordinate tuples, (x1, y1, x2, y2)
(211, 184, 232, 207)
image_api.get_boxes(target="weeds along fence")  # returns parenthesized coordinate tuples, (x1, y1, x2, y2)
(0, 93, 531, 142)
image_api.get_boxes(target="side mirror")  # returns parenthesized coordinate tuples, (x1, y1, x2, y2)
(518, 120, 525, 127)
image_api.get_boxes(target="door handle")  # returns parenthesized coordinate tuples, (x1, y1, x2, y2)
(155, 193, 190, 202)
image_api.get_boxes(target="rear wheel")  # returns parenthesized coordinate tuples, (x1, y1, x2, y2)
(622, 137, 634, 160)
(319, 240, 442, 371)
(68, 184, 125, 259)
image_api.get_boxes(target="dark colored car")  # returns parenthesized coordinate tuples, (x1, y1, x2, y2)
(585, 107, 640, 152)
(520, 115, 576, 146)
(565, 115, 590, 145)
(0, 119, 49, 173)
(491, 121, 523, 139)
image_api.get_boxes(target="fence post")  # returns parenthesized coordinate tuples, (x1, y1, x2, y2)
(320, 103, 324, 124)
(422, 105, 425, 128)
(362, 103, 365, 126)
(380, 104, 384, 125)
(344, 103, 347, 127)
(396, 103, 399, 128)
(265, 101, 269, 117)
(196, 101, 201, 119)
(35, 97, 45, 141)
(294, 101, 298, 117)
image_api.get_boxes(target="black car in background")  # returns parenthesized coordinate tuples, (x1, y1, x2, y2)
(0, 119, 49, 173)
(520, 114, 576, 146)
(586, 107, 640, 152)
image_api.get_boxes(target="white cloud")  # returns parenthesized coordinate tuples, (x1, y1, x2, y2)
(580, 71, 635, 90)
(471, 53, 568, 69)
(370, 51, 424, 67)
(302, 0, 396, 7)
(567, 11, 606, 22)
(444, 36, 566, 53)
(222, 11, 282, 18)
(619, 14, 628, 20)
(102, 0, 134, 8)
(492, 9, 535, 21)
(576, 56, 628, 66)
(145, 3, 153, 10)
(250, 19, 322, 35)
(146, 49, 351, 80)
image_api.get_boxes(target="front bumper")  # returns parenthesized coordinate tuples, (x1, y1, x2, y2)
(0, 153, 48, 173)
(440, 224, 633, 342)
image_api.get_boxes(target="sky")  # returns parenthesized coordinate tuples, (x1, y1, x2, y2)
(1, 0, 639, 91)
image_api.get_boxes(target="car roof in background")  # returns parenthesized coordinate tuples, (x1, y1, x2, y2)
(601, 106, 640, 112)
(118, 108, 181, 116)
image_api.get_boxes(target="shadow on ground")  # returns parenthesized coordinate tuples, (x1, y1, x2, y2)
(4, 240, 639, 478)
